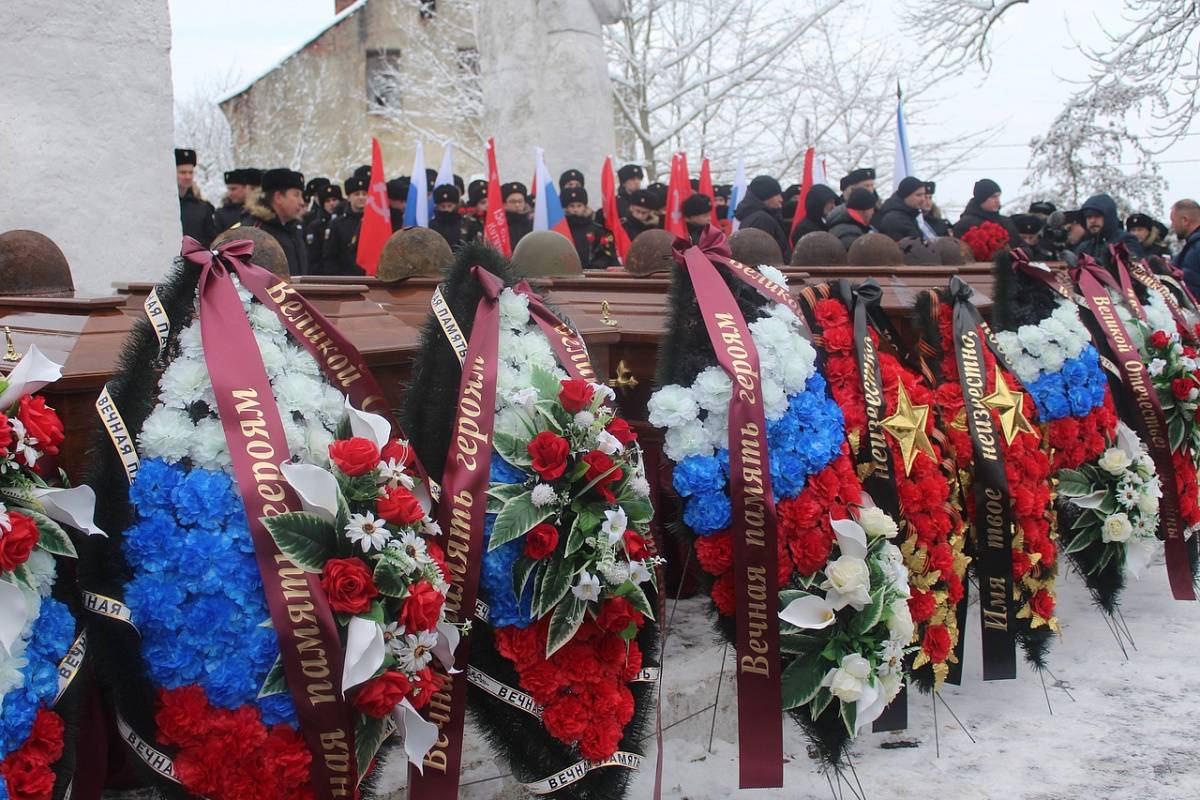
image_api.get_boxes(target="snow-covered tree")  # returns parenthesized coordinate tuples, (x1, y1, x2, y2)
(174, 73, 238, 203)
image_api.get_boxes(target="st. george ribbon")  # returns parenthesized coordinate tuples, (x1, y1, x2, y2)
(183, 237, 358, 799)
(671, 225, 783, 788)
(408, 266, 502, 799)
(945, 278, 1018, 680)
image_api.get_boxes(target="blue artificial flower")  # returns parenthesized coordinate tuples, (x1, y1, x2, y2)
(1026, 347, 1107, 421)
(479, 514, 535, 628)
(490, 454, 528, 485)
(0, 598, 75, 760)
(684, 490, 732, 535)
(258, 692, 298, 726)
(672, 454, 724, 497)
(129, 458, 184, 514)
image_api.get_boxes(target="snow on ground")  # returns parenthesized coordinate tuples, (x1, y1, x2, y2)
(378, 557, 1200, 799)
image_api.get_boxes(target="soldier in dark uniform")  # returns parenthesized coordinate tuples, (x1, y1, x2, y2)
(304, 184, 342, 269)
(559, 169, 585, 191)
(387, 177, 410, 231)
(176, 148, 216, 246)
(714, 184, 732, 235)
(430, 184, 480, 249)
(247, 167, 308, 275)
(839, 167, 876, 204)
(561, 187, 617, 269)
(467, 179, 488, 225)
(1012, 213, 1058, 260)
(616, 164, 643, 220)
(321, 176, 369, 276)
(1127, 213, 1173, 258)
(621, 189, 659, 240)
(214, 169, 251, 232)
(502, 182, 533, 247)
(682, 192, 714, 244)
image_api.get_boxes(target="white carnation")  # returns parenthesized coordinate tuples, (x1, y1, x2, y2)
(176, 322, 205, 358)
(138, 406, 194, 463)
(273, 373, 324, 417)
(498, 288, 530, 329)
(757, 265, 788, 288)
(647, 385, 700, 429)
(192, 417, 232, 471)
(692, 367, 732, 413)
(777, 355, 810, 395)
(257, 339, 286, 379)
(494, 406, 529, 439)
(749, 315, 793, 356)
(280, 341, 321, 376)
(1017, 324, 1048, 354)
(663, 419, 714, 462)
(1011, 354, 1041, 386)
(762, 377, 788, 420)
(1038, 343, 1065, 373)
(158, 358, 213, 409)
(702, 410, 729, 449)
(247, 303, 285, 336)
(301, 424, 335, 466)
(315, 385, 346, 427)
(766, 302, 800, 327)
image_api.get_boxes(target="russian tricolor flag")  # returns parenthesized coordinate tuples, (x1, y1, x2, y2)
(728, 154, 746, 232)
(403, 141, 429, 228)
(533, 147, 571, 239)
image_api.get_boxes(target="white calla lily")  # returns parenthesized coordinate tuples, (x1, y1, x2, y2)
(396, 697, 441, 773)
(341, 616, 385, 694)
(779, 594, 837, 630)
(32, 485, 106, 537)
(0, 345, 62, 410)
(280, 462, 340, 523)
(431, 620, 462, 672)
(344, 397, 392, 450)
(829, 516, 868, 559)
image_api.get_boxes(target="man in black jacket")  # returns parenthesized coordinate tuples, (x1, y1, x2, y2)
(304, 184, 342, 268)
(214, 169, 252, 233)
(1126, 213, 1171, 258)
(789, 184, 839, 247)
(953, 178, 1019, 243)
(1075, 193, 1143, 262)
(621, 190, 659, 241)
(386, 177, 410, 231)
(874, 177, 928, 241)
(733, 175, 790, 260)
(827, 188, 876, 250)
(321, 175, 369, 276)
(839, 168, 876, 204)
(175, 148, 216, 246)
(429, 184, 480, 250)
(562, 187, 617, 268)
(682, 192, 715, 245)
(247, 167, 308, 275)
(502, 182, 533, 247)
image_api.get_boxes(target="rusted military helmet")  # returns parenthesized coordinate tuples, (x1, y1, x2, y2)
(790, 231, 847, 266)
(933, 237, 965, 265)
(846, 233, 903, 267)
(212, 227, 290, 279)
(898, 236, 940, 266)
(376, 228, 453, 282)
(626, 229, 675, 276)
(510, 231, 583, 278)
(0, 230, 74, 297)
(728, 228, 783, 266)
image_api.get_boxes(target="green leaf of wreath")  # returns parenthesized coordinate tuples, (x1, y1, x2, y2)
(781, 656, 825, 710)
(488, 491, 553, 551)
(26, 510, 77, 559)
(263, 511, 338, 572)
(545, 593, 586, 657)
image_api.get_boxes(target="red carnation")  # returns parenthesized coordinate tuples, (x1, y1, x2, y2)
(695, 530, 733, 575)
(328, 437, 380, 476)
(581, 450, 623, 501)
(927, 542, 954, 574)
(17, 395, 64, 459)
(787, 528, 833, 576)
(1150, 330, 1171, 350)
(320, 558, 379, 614)
(1, 751, 56, 800)
(623, 530, 650, 561)
(25, 709, 64, 764)
(542, 696, 589, 741)
(156, 686, 212, 748)
(353, 671, 412, 718)
(605, 417, 637, 446)
(381, 438, 416, 467)
(922, 624, 952, 663)
(0, 511, 39, 572)
(399, 580, 444, 633)
(822, 325, 854, 354)
(524, 523, 559, 560)
(377, 486, 425, 526)
(558, 378, 595, 413)
(710, 572, 736, 615)
(1172, 378, 1194, 401)
(1030, 589, 1055, 620)
(595, 596, 643, 634)
(908, 589, 937, 623)
(527, 431, 570, 481)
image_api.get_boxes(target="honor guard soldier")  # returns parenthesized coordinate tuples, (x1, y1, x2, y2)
(430, 184, 481, 249)
(321, 175, 369, 276)
(562, 187, 617, 269)
(247, 167, 308, 275)
(176, 148, 217, 246)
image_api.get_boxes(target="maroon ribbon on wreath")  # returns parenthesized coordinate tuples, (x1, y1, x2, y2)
(1111, 243, 1198, 344)
(408, 266, 502, 799)
(672, 225, 783, 789)
(1067, 255, 1196, 602)
(512, 280, 598, 382)
(182, 237, 359, 799)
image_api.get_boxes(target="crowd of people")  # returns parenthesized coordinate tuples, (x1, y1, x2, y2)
(174, 147, 1200, 294)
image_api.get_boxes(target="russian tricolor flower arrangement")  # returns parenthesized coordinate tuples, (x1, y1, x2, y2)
(798, 281, 968, 693)
(401, 242, 656, 800)
(992, 251, 1160, 614)
(649, 226, 907, 779)
(1, 346, 96, 800)
(83, 238, 443, 800)
(914, 278, 1059, 678)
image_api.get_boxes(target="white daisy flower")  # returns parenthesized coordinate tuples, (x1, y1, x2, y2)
(395, 530, 430, 564)
(346, 512, 389, 553)
(378, 459, 415, 490)
(396, 630, 438, 672)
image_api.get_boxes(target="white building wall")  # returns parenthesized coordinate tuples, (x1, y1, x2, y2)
(2, 0, 180, 294)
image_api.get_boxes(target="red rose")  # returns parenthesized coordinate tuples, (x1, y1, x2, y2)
(320, 558, 379, 614)
(0, 511, 39, 572)
(1, 751, 56, 799)
(1150, 330, 1171, 349)
(695, 530, 733, 575)
(409, 666, 444, 709)
(1172, 377, 1194, 401)
(605, 417, 637, 446)
(524, 523, 559, 560)
(922, 624, 952, 663)
(17, 395, 64, 458)
(908, 589, 937, 623)
(623, 530, 650, 561)
(581, 451, 623, 501)
(377, 486, 425, 526)
(399, 580, 444, 633)
(381, 438, 416, 467)
(595, 596, 643, 634)
(527, 431, 570, 481)
(559, 379, 595, 413)
(328, 437, 380, 476)
(1030, 589, 1055, 620)
(0, 413, 12, 459)
(353, 671, 412, 717)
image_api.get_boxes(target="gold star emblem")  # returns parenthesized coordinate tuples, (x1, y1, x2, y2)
(881, 380, 936, 476)
(982, 366, 1035, 446)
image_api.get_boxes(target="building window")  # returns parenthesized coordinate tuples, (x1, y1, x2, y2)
(456, 47, 479, 75)
(366, 49, 402, 111)
(419, 1, 436, 19)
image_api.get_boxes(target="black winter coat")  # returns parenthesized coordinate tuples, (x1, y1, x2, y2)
(430, 211, 481, 250)
(506, 211, 533, 248)
(321, 210, 365, 276)
(1074, 193, 1145, 262)
(873, 194, 923, 241)
(213, 202, 245, 234)
(826, 205, 871, 250)
(789, 185, 839, 247)
(567, 215, 618, 269)
(251, 212, 309, 276)
(952, 199, 1020, 244)
(733, 193, 790, 260)
(179, 191, 217, 247)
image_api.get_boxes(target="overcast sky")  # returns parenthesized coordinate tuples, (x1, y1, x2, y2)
(169, 0, 1198, 218)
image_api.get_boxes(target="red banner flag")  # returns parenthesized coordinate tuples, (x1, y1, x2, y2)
(483, 138, 512, 257)
(698, 157, 717, 226)
(356, 137, 392, 276)
(788, 146, 815, 240)
(664, 152, 689, 239)
(601, 156, 632, 263)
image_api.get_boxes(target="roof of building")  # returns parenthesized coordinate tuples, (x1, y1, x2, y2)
(217, 0, 369, 105)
